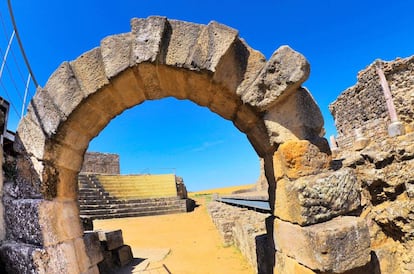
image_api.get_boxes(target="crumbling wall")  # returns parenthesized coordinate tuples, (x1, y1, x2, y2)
(329, 56, 414, 149)
(207, 201, 272, 274)
(80, 152, 120, 174)
(329, 56, 414, 273)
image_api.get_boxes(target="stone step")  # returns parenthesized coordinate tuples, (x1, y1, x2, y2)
(79, 199, 185, 210)
(78, 196, 180, 204)
(80, 208, 187, 220)
(80, 204, 186, 216)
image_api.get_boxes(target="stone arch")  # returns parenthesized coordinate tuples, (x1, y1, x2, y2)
(8, 17, 329, 272)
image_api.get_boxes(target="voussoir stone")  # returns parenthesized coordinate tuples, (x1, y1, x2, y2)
(241, 45, 310, 111)
(130, 16, 168, 64)
(101, 33, 133, 79)
(275, 168, 361, 225)
(166, 19, 203, 67)
(188, 20, 238, 72)
(273, 216, 371, 273)
(264, 87, 325, 144)
(44, 62, 84, 117)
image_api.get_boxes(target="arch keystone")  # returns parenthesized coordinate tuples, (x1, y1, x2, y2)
(130, 16, 168, 64)
(165, 20, 203, 67)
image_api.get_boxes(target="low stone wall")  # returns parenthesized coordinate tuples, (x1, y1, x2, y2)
(81, 152, 120, 174)
(207, 201, 272, 274)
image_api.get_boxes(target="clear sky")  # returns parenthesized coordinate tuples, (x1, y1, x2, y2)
(0, 1, 413, 191)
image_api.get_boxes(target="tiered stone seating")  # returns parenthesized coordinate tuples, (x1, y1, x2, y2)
(78, 174, 189, 220)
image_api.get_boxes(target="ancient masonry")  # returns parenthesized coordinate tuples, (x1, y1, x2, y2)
(80, 152, 120, 174)
(0, 15, 410, 273)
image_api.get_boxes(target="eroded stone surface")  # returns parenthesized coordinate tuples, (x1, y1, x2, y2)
(242, 45, 310, 111)
(275, 168, 361, 225)
(273, 216, 371, 273)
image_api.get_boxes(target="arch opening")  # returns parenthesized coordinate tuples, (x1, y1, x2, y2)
(5, 16, 331, 273)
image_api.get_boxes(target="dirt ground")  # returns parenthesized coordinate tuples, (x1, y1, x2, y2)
(94, 186, 255, 274)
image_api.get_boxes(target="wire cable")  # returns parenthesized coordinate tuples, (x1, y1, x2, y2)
(7, 0, 39, 87)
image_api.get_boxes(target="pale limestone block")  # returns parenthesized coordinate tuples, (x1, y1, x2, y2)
(15, 116, 46, 160)
(70, 47, 109, 97)
(213, 38, 252, 93)
(188, 21, 238, 72)
(273, 216, 371, 273)
(264, 87, 324, 145)
(26, 87, 65, 138)
(39, 200, 83, 246)
(242, 45, 310, 111)
(275, 168, 361, 225)
(100, 33, 132, 78)
(236, 40, 266, 97)
(166, 19, 202, 67)
(44, 62, 84, 117)
(130, 16, 167, 64)
(44, 240, 81, 274)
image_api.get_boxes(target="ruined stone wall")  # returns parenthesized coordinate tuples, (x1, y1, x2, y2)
(331, 132, 414, 273)
(80, 152, 120, 174)
(329, 56, 414, 149)
(207, 201, 272, 274)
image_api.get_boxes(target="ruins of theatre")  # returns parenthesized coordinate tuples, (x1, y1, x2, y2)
(0, 16, 412, 273)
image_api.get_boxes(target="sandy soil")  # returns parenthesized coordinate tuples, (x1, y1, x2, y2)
(94, 187, 255, 274)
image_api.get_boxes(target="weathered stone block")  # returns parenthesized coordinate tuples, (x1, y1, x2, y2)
(264, 87, 325, 145)
(189, 20, 238, 72)
(274, 252, 316, 274)
(84, 231, 104, 266)
(130, 16, 167, 64)
(113, 245, 133, 267)
(0, 242, 46, 274)
(39, 200, 83, 246)
(166, 19, 202, 67)
(242, 45, 310, 111)
(273, 216, 371, 273)
(100, 33, 132, 78)
(70, 47, 109, 97)
(275, 168, 361, 225)
(4, 198, 43, 245)
(26, 87, 65, 138)
(273, 140, 331, 180)
(98, 229, 124, 251)
(44, 62, 84, 117)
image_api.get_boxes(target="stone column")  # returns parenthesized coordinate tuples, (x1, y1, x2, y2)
(375, 60, 405, 137)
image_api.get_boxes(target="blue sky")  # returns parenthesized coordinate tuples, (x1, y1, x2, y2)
(1, 1, 413, 191)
